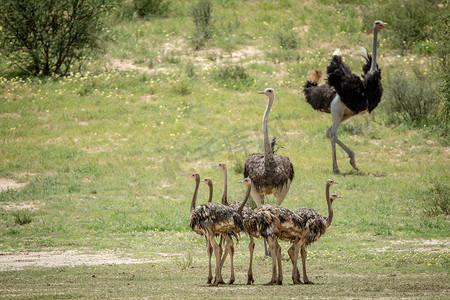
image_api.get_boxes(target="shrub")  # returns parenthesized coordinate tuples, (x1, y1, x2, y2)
(424, 182, 449, 216)
(362, 0, 445, 51)
(0, 0, 114, 76)
(276, 21, 299, 50)
(13, 210, 33, 225)
(211, 65, 254, 90)
(133, 0, 170, 18)
(190, 0, 214, 50)
(383, 70, 443, 126)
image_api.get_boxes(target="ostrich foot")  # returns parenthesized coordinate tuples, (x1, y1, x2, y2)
(292, 277, 303, 285)
(264, 280, 278, 286)
(349, 156, 359, 171)
(211, 279, 225, 286)
(228, 278, 235, 285)
(304, 280, 314, 285)
(247, 275, 254, 285)
(333, 167, 340, 174)
(207, 277, 212, 284)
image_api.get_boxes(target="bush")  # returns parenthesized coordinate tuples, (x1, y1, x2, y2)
(424, 182, 449, 216)
(190, 0, 214, 50)
(276, 21, 299, 50)
(211, 65, 254, 90)
(362, 0, 445, 52)
(13, 210, 33, 225)
(0, 0, 114, 76)
(383, 70, 443, 126)
(133, 0, 170, 18)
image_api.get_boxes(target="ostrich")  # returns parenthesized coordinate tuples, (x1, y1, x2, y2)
(229, 177, 261, 285)
(252, 203, 300, 285)
(189, 175, 244, 285)
(303, 20, 386, 173)
(244, 88, 295, 207)
(289, 179, 342, 284)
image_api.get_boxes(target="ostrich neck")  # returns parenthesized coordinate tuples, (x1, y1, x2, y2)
(263, 95, 274, 163)
(222, 168, 228, 205)
(370, 29, 379, 72)
(190, 178, 200, 213)
(238, 185, 252, 214)
(207, 183, 213, 203)
(326, 184, 333, 227)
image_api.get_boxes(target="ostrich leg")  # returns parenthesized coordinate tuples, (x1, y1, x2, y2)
(247, 236, 255, 284)
(275, 239, 283, 285)
(328, 96, 359, 173)
(206, 230, 224, 286)
(274, 180, 291, 206)
(207, 241, 213, 284)
(250, 185, 264, 207)
(288, 241, 302, 284)
(300, 244, 313, 284)
(220, 234, 236, 285)
(264, 236, 281, 285)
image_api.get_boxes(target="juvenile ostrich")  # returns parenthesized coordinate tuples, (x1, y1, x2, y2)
(252, 203, 300, 285)
(289, 179, 342, 284)
(303, 20, 386, 173)
(189, 175, 244, 285)
(229, 177, 261, 285)
(244, 88, 294, 207)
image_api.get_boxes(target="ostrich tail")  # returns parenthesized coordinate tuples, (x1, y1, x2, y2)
(332, 48, 342, 57)
(308, 69, 322, 84)
(355, 46, 369, 60)
(303, 69, 322, 97)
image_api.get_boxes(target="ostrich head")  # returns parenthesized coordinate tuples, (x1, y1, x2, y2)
(201, 177, 213, 186)
(330, 193, 343, 203)
(326, 179, 338, 186)
(374, 20, 387, 31)
(216, 162, 227, 170)
(239, 177, 252, 187)
(258, 88, 274, 97)
(190, 173, 200, 181)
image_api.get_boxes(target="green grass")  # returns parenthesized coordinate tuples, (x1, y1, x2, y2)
(0, 0, 448, 298)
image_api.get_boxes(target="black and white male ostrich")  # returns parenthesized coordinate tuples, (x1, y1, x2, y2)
(244, 88, 295, 206)
(289, 179, 342, 284)
(303, 20, 387, 173)
(189, 174, 244, 285)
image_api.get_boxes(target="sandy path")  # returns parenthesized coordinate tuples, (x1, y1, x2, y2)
(0, 250, 156, 271)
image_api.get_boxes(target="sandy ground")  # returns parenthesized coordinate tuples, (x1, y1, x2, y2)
(0, 250, 156, 271)
(0, 178, 28, 192)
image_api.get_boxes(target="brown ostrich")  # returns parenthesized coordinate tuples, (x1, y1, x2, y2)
(244, 88, 294, 207)
(303, 21, 386, 173)
(289, 179, 342, 284)
(189, 174, 244, 285)
(229, 177, 261, 285)
(252, 203, 299, 285)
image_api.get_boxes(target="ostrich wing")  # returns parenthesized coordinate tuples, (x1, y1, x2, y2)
(327, 54, 367, 114)
(303, 82, 336, 113)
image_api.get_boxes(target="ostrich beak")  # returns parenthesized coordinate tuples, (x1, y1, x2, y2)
(379, 22, 387, 28)
(258, 91, 265, 94)
(238, 179, 243, 183)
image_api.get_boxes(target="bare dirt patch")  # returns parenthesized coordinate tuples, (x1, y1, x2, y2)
(0, 250, 159, 271)
(1, 202, 42, 211)
(0, 178, 28, 192)
(375, 238, 450, 253)
(0, 113, 21, 118)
